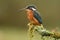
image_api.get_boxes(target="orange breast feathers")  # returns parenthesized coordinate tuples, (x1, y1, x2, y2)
(27, 11, 40, 25)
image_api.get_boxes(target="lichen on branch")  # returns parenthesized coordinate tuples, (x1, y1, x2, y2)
(28, 23, 60, 40)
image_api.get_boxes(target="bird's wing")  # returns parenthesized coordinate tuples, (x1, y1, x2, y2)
(33, 11, 42, 24)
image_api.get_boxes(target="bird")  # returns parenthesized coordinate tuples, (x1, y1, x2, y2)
(25, 5, 44, 40)
(26, 5, 43, 26)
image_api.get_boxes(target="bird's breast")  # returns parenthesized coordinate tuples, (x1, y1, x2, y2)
(27, 11, 40, 25)
(27, 11, 34, 21)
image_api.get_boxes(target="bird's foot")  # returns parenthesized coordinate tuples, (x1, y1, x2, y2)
(28, 22, 33, 26)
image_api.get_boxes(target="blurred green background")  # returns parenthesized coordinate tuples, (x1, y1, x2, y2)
(0, 0, 60, 40)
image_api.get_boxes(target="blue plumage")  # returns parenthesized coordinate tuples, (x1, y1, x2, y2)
(33, 11, 42, 24)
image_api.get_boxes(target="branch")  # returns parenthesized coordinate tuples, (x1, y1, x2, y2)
(28, 23, 60, 40)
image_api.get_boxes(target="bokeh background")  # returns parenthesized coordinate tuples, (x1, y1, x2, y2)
(0, 0, 60, 40)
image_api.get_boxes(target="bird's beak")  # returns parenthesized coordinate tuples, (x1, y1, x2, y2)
(18, 8, 26, 12)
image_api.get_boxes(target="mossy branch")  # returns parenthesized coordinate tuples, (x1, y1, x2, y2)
(28, 23, 60, 40)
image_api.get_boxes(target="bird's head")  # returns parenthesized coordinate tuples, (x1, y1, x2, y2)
(25, 5, 37, 13)
(26, 5, 36, 11)
(18, 5, 36, 12)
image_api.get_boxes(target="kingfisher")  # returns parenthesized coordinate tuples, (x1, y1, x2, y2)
(25, 5, 44, 40)
(25, 5, 43, 26)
